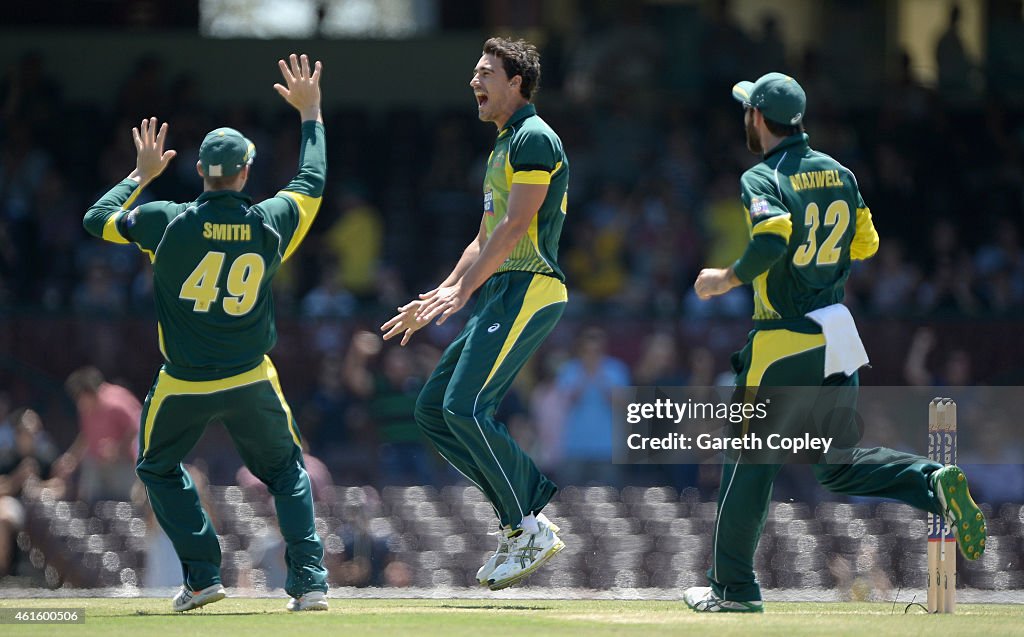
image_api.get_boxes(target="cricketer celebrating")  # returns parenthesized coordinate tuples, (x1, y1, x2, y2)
(82, 54, 329, 612)
(686, 72, 986, 612)
(381, 38, 568, 590)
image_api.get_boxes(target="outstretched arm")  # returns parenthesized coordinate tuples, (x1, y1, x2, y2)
(83, 117, 176, 242)
(270, 53, 327, 262)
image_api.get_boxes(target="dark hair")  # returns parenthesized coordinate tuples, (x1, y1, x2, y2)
(482, 37, 541, 100)
(763, 116, 805, 138)
(65, 366, 104, 398)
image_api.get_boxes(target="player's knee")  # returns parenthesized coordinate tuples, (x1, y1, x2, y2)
(414, 391, 445, 430)
(440, 393, 476, 428)
(135, 460, 182, 485)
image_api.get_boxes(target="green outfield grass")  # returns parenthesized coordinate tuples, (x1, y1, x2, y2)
(1, 598, 1022, 637)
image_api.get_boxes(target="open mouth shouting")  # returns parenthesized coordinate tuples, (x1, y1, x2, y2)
(475, 92, 489, 109)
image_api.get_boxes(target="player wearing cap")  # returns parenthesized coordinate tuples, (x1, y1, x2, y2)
(380, 37, 568, 591)
(82, 54, 329, 612)
(684, 72, 986, 612)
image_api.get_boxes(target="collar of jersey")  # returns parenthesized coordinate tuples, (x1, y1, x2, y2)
(499, 103, 537, 137)
(763, 132, 809, 160)
(196, 189, 253, 205)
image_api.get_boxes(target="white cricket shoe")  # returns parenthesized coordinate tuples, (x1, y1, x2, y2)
(172, 583, 226, 612)
(682, 586, 763, 613)
(286, 590, 329, 611)
(485, 515, 565, 590)
(476, 513, 560, 586)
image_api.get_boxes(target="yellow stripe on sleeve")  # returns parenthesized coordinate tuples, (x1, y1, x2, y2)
(102, 212, 130, 244)
(511, 170, 552, 185)
(851, 207, 879, 260)
(751, 213, 793, 242)
(121, 186, 143, 211)
(278, 190, 323, 262)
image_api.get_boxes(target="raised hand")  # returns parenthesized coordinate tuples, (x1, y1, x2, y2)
(273, 53, 322, 121)
(130, 117, 176, 186)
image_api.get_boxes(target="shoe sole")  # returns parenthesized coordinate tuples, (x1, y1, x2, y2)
(487, 539, 565, 591)
(937, 466, 986, 560)
(175, 589, 226, 612)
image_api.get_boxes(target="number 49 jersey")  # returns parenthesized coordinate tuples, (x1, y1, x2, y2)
(740, 133, 879, 321)
(84, 122, 325, 381)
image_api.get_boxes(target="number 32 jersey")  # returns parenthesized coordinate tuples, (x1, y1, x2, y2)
(83, 121, 326, 381)
(740, 133, 879, 321)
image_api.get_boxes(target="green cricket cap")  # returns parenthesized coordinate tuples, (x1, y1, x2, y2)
(732, 72, 806, 126)
(199, 127, 256, 178)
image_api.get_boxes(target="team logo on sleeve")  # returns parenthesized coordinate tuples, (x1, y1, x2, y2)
(125, 209, 139, 228)
(749, 197, 770, 219)
(484, 190, 495, 216)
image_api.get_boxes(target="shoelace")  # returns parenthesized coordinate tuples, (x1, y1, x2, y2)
(693, 595, 725, 612)
(488, 530, 512, 554)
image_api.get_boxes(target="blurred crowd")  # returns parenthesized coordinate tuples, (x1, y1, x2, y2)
(1, 4, 1024, 322)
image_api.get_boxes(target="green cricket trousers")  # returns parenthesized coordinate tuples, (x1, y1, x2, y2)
(135, 356, 327, 597)
(708, 327, 943, 602)
(415, 271, 565, 528)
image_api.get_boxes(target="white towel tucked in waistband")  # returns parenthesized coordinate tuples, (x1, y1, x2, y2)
(805, 303, 869, 378)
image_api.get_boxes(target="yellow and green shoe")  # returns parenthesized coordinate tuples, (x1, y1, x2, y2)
(933, 465, 986, 560)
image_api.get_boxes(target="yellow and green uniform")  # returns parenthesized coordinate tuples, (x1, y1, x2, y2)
(82, 121, 328, 597)
(483, 103, 568, 281)
(708, 133, 944, 603)
(415, 104, 568, 528)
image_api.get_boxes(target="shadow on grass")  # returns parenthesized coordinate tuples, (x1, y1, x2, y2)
(440, 610, 552, 614)
(132, 611, 273, 617)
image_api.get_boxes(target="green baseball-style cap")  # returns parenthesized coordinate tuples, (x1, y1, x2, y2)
(199, 127, 256, 178)
(732, 72, 807, 126)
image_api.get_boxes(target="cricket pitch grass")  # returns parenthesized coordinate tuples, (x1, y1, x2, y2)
(1, 598, 1022, 637)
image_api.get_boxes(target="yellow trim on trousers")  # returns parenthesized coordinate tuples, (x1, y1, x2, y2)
(483, 274, 567, 388)
(142, 355, 299, 455)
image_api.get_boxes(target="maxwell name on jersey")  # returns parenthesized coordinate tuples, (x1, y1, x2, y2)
(789, 169, 844, 192)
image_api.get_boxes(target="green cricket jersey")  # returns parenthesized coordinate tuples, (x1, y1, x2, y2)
(84, 121, 326, 381)
(483, 103, 568, 281)
(734, 133, 879, 322)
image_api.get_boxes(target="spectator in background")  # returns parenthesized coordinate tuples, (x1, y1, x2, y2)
(324, 185, 384, 301)
(0, 392, 14, 453)
(301, 263, 356, 319)
(903, 327, 974, 386)
(0, 408, 62, 576)
(750, 14, 788, 78)
(343, 331, 434, 485)
(529, 351, 570, 473)
(633, 332, 685, 386)
(935, 4, 976, 101)
(55, 367, 140, 502)
(556, 327, 629, 484)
